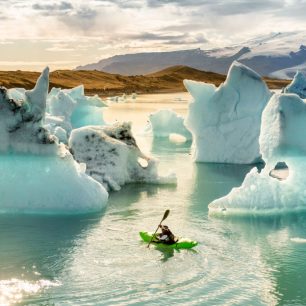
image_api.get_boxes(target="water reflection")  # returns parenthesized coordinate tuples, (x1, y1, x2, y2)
(219, 211, 306, 305)
(0, 214, 101, 303)
(150, 137, 192, 155)
(108, 183, 177, 212)
(189, 163, 254, 217)
(154, 246, 175, 262)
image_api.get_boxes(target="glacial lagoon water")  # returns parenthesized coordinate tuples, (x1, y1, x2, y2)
(1, 93, 306, 305)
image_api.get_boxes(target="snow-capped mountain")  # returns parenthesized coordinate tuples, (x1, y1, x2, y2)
(76, 32, 306, 79)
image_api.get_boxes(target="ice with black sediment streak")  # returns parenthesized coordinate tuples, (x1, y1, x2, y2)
(0, 67, 56, 155)
(0, 68, 108, 214)
(69, 122, 177, 191)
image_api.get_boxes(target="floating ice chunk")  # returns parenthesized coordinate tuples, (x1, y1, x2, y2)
(283, 71, 306, 99)
(259, 93, 306, 162)
(184, 61, 272, 164)
(69, 122, 177, 191)
(209, 93, 306, 215)
(0, 69, 108, 214)
(208, 158, 306, 215)
(0, 150, 108, 214)
(145, 109, 192, 140)
(290, 237, 306, 243)
(46, 85, 107, 141)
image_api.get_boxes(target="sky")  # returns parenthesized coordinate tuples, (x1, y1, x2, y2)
(0, 0, 305, 71)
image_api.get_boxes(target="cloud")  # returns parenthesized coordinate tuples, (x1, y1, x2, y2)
(146, 0, 282, 15)
(58, 7, 98, 31)
(1, 0, 306, 71)
(46, 43, 74, 52)
(146, 0, 202, 7)
(32, 1, 73, 16)
(0, 40, 13, 45)
(0, 60, 77, 66)
(95, 0, 143, 8)
(32, 2, 99, 32)
(126, 32, 208, 46)
(127, 32, 188, 41)
(206, 0, 282, 15)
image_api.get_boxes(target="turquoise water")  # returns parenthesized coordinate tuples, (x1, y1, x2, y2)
(1, 100, 306, 305)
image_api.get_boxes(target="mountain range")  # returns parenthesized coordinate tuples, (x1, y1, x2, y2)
(76, 32, 306, 79)
(1, 66, 289, 96)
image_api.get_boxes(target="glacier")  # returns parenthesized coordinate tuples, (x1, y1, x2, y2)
(209, 93, 306, 215)
(283, 71, 306, 99)
(0, 68, 108, 214)
(69, 122, 177, 191)
(184, 61, 272, 164)
(145, 109, 192, 141)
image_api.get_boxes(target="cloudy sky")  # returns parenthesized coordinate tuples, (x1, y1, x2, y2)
(0, 0, 305, 70)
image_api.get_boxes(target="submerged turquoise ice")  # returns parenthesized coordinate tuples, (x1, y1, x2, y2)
(1, 137, 306, 305)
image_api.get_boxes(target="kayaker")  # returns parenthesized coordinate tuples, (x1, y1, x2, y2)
(157, 225, 177, 245)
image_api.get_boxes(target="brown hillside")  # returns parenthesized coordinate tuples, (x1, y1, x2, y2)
(0, 66, 290, 96)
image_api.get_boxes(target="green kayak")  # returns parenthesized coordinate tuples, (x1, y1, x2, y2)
(139, 231, 198, 249)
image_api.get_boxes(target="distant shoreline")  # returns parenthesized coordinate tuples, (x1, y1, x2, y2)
(0, 65, 290, 97)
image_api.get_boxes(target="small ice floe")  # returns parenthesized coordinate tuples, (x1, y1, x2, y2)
(69, 122, 177, 191)
(144, 109, 192, 141)
(290, 237, 306, 243)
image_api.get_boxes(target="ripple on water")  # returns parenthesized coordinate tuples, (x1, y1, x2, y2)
(0, 278, 60, 305)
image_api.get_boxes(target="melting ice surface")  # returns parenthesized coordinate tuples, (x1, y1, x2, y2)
(184, 61, 272, 164)
(209, 92, 306, 215)
(283, 71, 306, 99)
(0, 69, 108, 214)
(144, 109, 192, 140)
(45, 85, 107, 143)
(69, 122, 177, 191)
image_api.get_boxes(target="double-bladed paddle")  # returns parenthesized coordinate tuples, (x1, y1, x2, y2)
(147, 209, 170, 248)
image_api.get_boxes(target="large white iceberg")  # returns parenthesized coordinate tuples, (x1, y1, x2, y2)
(283, 71, 306, 99)
(69, 122, 177, 191)
(184, 61, 272, 164)
(209, 93, 306, 215)
(145, 109, 192, 140)
(0, 69, 108, 214)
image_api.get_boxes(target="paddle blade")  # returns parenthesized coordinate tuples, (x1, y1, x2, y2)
(162, 209, 170, 222)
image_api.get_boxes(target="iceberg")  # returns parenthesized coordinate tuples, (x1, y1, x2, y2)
(184, 61, 272, 164)
(0, 68, 56, 155)
(45, 85, 107, 142)
(209, 93, 306, 215)
(283, 71, 306, 99)
(0, 69, 108, 214)
(69, 122, 177, 191)
(145, 109, 192, 140)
